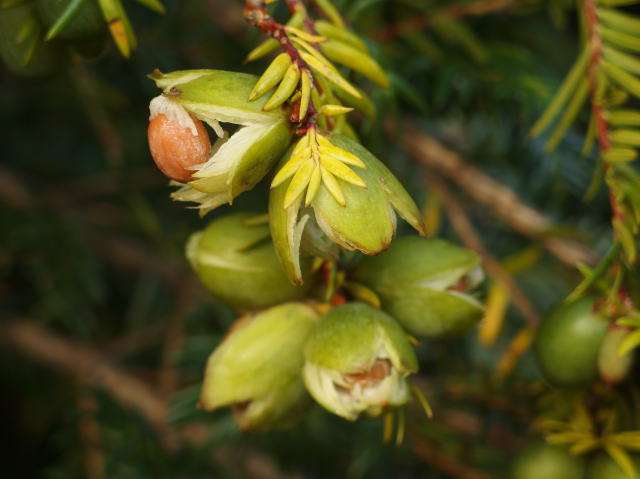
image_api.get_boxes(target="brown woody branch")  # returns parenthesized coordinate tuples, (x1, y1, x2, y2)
(1, 319, 303, 479)
(395, 121, 598, 267)
(3, 320, 170, 435)
(411, 438, 496, 479)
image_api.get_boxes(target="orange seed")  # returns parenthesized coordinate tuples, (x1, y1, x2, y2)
(147, 113, 211, 183)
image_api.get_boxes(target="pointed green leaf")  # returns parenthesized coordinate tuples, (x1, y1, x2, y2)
(544, 77, 589, 151)
(603, 45, 640, 76)
(603, 59, 640, 99)
(271, 152, 307, 188)
(613, 219, 637, 263)
(320, 155, 367, 188)
(284, 158, 315, 208)
(607, 109, 640, 126)
(320, 39, 389, 88)
(609, 129, 640, 146)
(343, 281, 381, 308)
(263, 62, 300, 111)
(317, 139, 366, 168)
(603, 147, 638, 163)
(315, 0, 345, 27)
(133, 0, 164, 13)
(320, 165, 346, 206)
(617, 329, 640, 356)
(320, 104, 354, 116)
(605, 444, 638, 479)
(600, 25, 640, 53)
(314, 20, 367, 52)
(97, 0, 136, 57)
(599, 8, 640, 35)
(299, 70, 311, 121)
(300, 51, 362, 99)
(531, 46, 590, 137)
(305, 165, 321, 206)
(44, 0, 87, 41)
(249, 53, 292, 101)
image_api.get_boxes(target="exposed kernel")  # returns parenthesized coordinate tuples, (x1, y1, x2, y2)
(147, 113, 211, 183)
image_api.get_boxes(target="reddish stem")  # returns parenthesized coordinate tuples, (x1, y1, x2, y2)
(243, 1, 318, 131)
(583, 0, 622, 222)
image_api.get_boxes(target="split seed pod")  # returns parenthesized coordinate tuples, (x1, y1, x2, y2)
(353, 236, 484, 338)
(303, 302, 418, 421)
(148, 69, 293, 215)
(200, 303, 319, 431)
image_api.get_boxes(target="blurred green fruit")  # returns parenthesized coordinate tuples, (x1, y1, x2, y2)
(534, 296, 608, 388)
(36, 0, 105, 40)
(186, 212, 312, 311)
(587, 454, 640, 479)
(598, 326, 633, 385)
(512, 442, 585, 479)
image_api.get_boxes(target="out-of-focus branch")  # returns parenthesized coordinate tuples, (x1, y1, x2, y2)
(426, 175, 539, 326)
(2, 319, 303, 479)
(412, 437, 496, 479)
(375, 0, 515, 41)
(3, 320, 170, 434)
(396, 121, 598, 267)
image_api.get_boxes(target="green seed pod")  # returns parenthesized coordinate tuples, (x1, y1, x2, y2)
(0, 3, 61, 77)
(598, 326, 634, 385)
(353, 236, 484, 339)
(187, 212, 312, 311)
(200, 303, 319, 431)
(148, 69, 293, 215)
(36, 0, 105, 41)
(269, 133, 424, 285)
(303, 302, 418, 421)
(587, 453, 640, 479)
(534, 296, 608, 388)
(512, 442, 585, 479)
